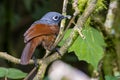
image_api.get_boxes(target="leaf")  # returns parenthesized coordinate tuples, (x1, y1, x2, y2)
(68, 27, 106, 69)
(0, 67, 7, 77)
(59, 29, 72, 46)
(105, 75, 118, 80)
(0, 67, 27, 79)
(7, 68, 27, 79)
(59, 27, 105, 69)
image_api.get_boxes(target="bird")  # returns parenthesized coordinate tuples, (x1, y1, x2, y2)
(20, 12, 67, 65)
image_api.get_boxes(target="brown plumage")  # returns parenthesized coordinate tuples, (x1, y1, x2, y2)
(20, 24, 59, 65)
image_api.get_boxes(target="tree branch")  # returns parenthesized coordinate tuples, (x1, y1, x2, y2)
(0, 52, 37, 64)
(104, 0, 118, 34)
(0, 52, 21, 64)
(52, 0, 69, 47)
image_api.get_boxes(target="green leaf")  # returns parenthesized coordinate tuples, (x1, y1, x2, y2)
(69, 27, 106, 69)
(105, 75, 118, 80)
(58, 27, 105, 69)
(7, 68, 27, 79)
(0, 67, 27, 79)
(0, 67, 7, 77)
(59, 29, 72, 46)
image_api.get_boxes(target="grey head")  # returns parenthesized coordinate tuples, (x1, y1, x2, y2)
(35, 12, 65, 25)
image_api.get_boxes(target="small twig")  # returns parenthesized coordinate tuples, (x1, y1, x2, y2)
(24, 67, 37, 80)
(0, 52, 20, 64)
(104, 0, 118, 34)
(33, 63, 47, 80)
(72, 0, 80, 16)
(60, 0, 68, 31)
(71, 0, 85, 39)
(0, 52, 39, 64)
(74, 26, 85, 39)
(65, 0, 80, 32)
(63, 0, 80, 38)
(52, 0, 68, 48)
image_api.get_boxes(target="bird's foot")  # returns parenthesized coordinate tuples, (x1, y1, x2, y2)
(54, 48, 62, 56)
(43, 47, 61, 59)
(32, 56, 38, 67)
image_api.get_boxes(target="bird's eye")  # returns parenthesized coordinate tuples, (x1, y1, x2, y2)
(52, 16, 59, 21)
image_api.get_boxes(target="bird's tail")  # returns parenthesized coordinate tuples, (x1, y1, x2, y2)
(20, 37, 42, 65)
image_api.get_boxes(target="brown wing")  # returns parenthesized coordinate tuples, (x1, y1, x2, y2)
(24, 24, 59, 43)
